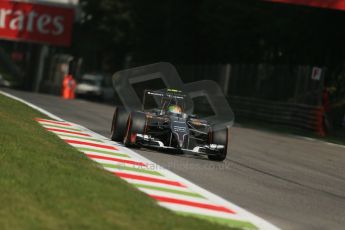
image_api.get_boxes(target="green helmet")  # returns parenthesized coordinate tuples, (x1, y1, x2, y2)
(168, 105, 182, 114)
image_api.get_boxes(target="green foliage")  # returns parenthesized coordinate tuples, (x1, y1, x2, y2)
(72, 0, 134, 72)
(71, 0, 345, 102)
(73, 0, 345, 72)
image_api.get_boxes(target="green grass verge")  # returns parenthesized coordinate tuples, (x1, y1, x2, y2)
(0, 94, 238, 230)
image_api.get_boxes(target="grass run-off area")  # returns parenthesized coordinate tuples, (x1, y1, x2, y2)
(0, 94, 234, 230)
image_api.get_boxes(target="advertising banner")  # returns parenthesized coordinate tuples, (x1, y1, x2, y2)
(0, 1, 74, 46)
(268, 0, 345, 11)
(27, 0, 79, 5)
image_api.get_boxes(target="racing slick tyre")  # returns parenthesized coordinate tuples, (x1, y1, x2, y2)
(208, 127, 228, 161)
(124, 112, 147, 147)
(110, 107, 129, 142)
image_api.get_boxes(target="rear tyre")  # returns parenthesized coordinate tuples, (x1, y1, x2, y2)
(110, 107, 129, 142)
(208, 127, 228, 161)
(124, 112, 147, 147)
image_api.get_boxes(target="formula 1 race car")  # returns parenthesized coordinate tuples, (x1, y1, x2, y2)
(110, 89, 229, 161)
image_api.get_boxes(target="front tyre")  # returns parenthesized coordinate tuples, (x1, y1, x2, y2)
(110, 107, 129, 142)
(208, 127, 229, 161)
(124, 112, 147, 147)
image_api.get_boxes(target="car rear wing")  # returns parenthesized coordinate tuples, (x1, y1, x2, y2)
(146, 89, 185, 99)
(143, 89, 186, 111)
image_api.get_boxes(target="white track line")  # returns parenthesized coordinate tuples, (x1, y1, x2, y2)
(125, 179, 197, 192)
(79, 151, 130, 159)
(138, 188, 209, 203)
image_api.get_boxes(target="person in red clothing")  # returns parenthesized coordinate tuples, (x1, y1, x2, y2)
(62, 75, 76, 99)
(322, 88, 331, 113)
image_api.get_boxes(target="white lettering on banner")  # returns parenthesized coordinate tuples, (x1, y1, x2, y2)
(27, 11, 38, 32)
(37, 14, 51, 34)
(10, 11, 24, 31)
(0, 8, 65, 35)
(52, 16, 64, 35)
(0, 9, 12, 28)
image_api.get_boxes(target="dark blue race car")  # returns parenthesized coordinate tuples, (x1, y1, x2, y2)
(110, 89, 229, 161)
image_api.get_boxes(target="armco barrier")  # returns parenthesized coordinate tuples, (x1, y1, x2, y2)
(229, 96, 325, 136)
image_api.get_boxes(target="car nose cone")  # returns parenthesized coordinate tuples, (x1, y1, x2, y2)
(178, 140, 184, 148)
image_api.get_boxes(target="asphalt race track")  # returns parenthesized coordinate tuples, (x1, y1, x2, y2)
(3, 89, 345, 230)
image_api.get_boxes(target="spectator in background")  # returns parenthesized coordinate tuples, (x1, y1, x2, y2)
(62, 74, 76, 99)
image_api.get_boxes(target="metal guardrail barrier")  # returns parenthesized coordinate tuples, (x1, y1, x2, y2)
(229, 96, 325, 136)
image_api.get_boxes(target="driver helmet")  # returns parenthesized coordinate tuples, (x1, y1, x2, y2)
(168, 105, 182, 114)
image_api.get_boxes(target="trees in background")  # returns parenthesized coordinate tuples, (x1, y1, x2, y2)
(74, 0, 345, 68)
(67, 0, 345, 129)
(72, 0, 134, 73)
(73, 0, 345, 102)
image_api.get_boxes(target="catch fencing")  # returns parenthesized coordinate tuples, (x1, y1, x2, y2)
(177, 64, 326, 135)
(229, 96, 325, 136)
